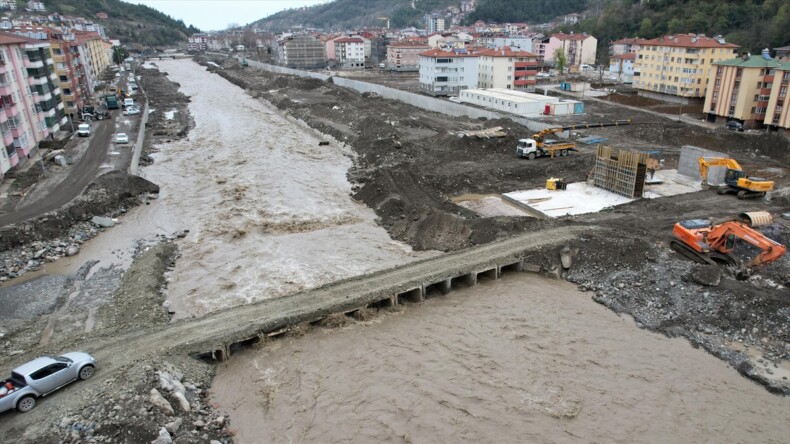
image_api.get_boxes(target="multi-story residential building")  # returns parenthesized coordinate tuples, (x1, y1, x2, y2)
(610, 37, 643, 56)
(75, 31, 110, 95)
(386, 40, 431, 71)
(0, 32, 64, 176)
(775, 45, 790, 62)
(428, 33, 467, 49)
(418, 47, 478, 96)
(609, 53, 636, 82)
(188, 33, 208, 52)
(477, 46, 538, 90)
(633, 34, 739, 101)
(765, 64, 790, 132)
(334, 37, 365, 69)
(461, 0, 476, 13)
(704, 50, 790, 130)
(277, 34, 325, 69)
(491, 35, 533, 52)
(27, 1, 46, 12)
(544, 33, 597, 67)
(426, 16, 445, 34)
(0, 0, 17, 11)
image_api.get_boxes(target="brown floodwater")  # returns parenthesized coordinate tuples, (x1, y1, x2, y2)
(211, 274, 789, 443)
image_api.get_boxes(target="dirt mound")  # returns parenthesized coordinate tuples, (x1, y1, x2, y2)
(0, 171, 159, 251)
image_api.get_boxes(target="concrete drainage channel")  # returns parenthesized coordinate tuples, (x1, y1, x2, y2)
(201, 259, 540, 363)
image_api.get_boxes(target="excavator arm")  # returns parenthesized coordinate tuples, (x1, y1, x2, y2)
(697, 157, 743, 185)
(706, 221, 787, 267)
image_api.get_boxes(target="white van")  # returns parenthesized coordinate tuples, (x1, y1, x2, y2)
(580, 64, 594, 72)
(77, 123, 91, 137)
(123, 98, 134, 108)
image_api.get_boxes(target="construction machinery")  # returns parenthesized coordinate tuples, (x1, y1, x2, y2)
(546, 177, 567, 190)
(516, 119, 632, 159)
(670, 215, 786, 278)
(698, 157, 774, 199)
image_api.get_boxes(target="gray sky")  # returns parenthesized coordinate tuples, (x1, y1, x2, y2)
(121, 0, 330, 31)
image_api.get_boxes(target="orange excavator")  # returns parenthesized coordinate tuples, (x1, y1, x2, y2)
(671, 215, 786, 278)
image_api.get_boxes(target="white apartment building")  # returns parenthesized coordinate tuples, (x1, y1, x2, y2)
(418, 48, 478, 96)
(334, 37, 365, 68)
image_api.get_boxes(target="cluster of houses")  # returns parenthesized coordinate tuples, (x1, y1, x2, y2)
(0, 11, 118, 178)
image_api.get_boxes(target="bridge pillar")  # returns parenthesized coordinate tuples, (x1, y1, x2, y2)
(397, 287, 424, 304)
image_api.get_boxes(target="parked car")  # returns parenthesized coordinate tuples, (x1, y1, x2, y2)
(0, 352, 96, 413)
(123, 106, 140, 116)
(726, 120, 744, 132)
(536, 72, 550, 78)
(115, 133, 129, 143)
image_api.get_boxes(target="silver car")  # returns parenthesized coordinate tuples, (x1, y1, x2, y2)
(0, 352, 96, 413)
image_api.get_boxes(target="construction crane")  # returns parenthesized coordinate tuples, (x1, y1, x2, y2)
(670, 216, 786, 278)
(378, 16, 390, 29)
(517, 119, 632, 159)
(698, 157, 774, 199)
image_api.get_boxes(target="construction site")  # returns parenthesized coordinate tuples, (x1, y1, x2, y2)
(0, 55, 787, 442)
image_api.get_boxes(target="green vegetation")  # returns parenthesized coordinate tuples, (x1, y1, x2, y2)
(44, 0, 199, 47)
(251, 0, 458, 31)
(469, 0, 588, 24)
(554, 47, 567, 73)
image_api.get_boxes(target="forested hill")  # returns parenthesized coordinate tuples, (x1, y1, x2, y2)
(472, 0, 790, 56)
(45, 0, 198, 46)
(251, 0, 458, 31)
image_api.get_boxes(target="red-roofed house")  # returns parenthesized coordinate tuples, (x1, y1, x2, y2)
(633, 34, 739, 100)
(418, 48, 479, 96)
(477, 47, 538, 90)
(545, 32, 597, 68)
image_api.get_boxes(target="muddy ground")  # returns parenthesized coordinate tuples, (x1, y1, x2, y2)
(204, 55, 790, 393)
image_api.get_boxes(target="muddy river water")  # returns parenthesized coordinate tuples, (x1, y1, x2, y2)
(212, 275, 789, 443)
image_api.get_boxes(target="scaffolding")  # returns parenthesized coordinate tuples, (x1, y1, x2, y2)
(593, 145, 650, 198)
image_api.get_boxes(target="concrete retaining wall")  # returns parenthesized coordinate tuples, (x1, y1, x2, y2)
(678, 145, 728, 185)
(240, 58, 554, 133)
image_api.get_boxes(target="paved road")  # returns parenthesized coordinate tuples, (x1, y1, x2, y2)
(0, 115, 117, 227)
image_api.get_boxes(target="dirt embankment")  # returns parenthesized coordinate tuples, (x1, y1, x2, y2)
(137, 65, 193, 166)
(0, 171, 159, 252)
(199, 56, 790, 394)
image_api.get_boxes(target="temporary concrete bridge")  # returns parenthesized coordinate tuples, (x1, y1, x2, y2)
(84, 227, 587, 372)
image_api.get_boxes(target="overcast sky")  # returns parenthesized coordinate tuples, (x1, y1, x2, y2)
(121, 0, 330, 31)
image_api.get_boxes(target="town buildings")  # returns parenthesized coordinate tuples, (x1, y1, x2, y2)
(633, 34, 739, 102)
(386, 40, 431, 71)
(187, 33, 208, 52)
(477, 46, 538, 90)
(609, 53, 635, 82)
(704, 49, 790, 131)
(277, 34, 326, 69)
(418, 48, 478, 96)
(544, 33, 597, 68)
(334, 37, 366, 69)
(0, 32, 64, 176)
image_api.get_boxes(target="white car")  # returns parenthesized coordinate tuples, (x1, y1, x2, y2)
(123, 106, 140, 116)
(115, 133, 129, 144)
(536, 72, 550, 78)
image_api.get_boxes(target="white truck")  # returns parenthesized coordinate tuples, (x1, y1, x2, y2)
(77, 123, 91, 137)
(0, 352, 96, 413)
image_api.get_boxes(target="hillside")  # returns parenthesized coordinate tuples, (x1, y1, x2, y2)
(251, 0, 458, 31)
(44, 0, 198, 46)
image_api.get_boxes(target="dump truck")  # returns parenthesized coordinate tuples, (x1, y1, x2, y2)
(104, 94, 119, 110)
(517, 120, 632, 160)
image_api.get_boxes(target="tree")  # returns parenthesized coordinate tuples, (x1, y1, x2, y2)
(554, 47, 568, 73)
(112, 45, 129, 65)
(638, 17, 654, 37)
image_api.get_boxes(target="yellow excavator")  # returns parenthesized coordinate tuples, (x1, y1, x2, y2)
(698, 157, 774, 199)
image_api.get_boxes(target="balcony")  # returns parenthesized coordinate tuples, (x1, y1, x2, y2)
(0, 83, 12, 96)
(4, 104, 19, 119)
(28, 75, 49, 86)
(24, 58, 44, 69)
(760, 88, 772, 96)
(2, 130, 13, 147)
(5, 145, 18, 168)
(515, 70, 537, 77)
(11, 126, 24, 138)
(764, 75, 774, 83)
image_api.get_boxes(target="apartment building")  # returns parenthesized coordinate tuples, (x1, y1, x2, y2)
(426, 16, 445, 34)
(765, 65, 790, 131)
(610, 37, 643, 56)
(277, 34, 326, 69)
(477, 46, 538, 90)
(386, 41, 431, 71)
(609, 53, 636, 82)
(418, 48, 478, 96)
(544, 33, 597, 67)
(0, 32, 63, 176)
(334, 37, 365, 69)
(633, 34, 739, 102)
(188, 33, 208, 52)
(704, 50, 790, 130)
(74, 31, 110, 95)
